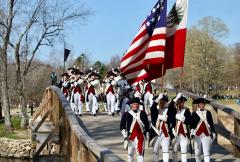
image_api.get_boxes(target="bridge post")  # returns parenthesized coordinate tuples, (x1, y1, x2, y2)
(61, 115, 71, 157)
(70, 131, 79, 162)
(52, 92, 60, 131)
(79, 142, 88, 162)
(234, 118, 240, 156)
(212, 106, 218, 144)
(47, 89, 53, 121)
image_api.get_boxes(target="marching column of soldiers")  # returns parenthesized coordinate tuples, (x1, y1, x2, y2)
(56, 67, 216, 162)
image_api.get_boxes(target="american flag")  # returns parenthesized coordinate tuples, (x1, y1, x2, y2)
(120, 0, 167, 84)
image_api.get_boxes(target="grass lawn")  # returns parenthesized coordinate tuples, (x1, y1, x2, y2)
(0, 116, 30, 139)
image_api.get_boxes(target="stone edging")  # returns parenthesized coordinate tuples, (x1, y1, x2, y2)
(0, 138, 34, 159)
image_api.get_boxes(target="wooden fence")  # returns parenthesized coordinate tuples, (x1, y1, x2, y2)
(29, 86, 124, 162)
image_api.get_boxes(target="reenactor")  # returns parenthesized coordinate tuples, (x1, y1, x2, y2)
(104, 71, 117, 116)
(120, 97, 149, 162)
(85, 71, 101, 116)
(169, 93, 192, 162)
(70, 69, 84, 116)
(191, 97, 216, 162)
(149, 93, 174, 162)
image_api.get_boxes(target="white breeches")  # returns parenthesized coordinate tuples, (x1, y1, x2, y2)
(128, 139, 145, 162)
(70, 99, 76, 112)
(194, 134, 212, 162)
(85, 91, 90, 112)
(153, 134, 170, 162)
(143, 92, 153, 114)
(88, 93, 98, 115)
(172, 134, 189, 162)
(73, 93, 83, 115)
(106, 92, 116, 115)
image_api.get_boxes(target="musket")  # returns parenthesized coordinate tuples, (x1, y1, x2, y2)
(189, 136, 193, 156)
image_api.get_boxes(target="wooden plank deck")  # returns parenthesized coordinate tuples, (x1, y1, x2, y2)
(80, 113, 240, 162)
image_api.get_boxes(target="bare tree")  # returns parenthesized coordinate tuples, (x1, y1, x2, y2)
(0, 0, 14, 130)
(106, 54, 121, 71)
(0, 0, 91, 128)
(183, 17, 229, 96)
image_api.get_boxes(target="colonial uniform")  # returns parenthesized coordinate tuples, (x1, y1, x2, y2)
(149, 95, 174, 162)
(104, 76, 117, 116)
(191, 98, 216, 162)
(62, 79, 71, 101)
(143, 81, 154, 115)
(69, 77, 76, 113)
(120, 98, 149, 162)
(71, 74, 84, 116)
(85, 72, 101, 116)
(134, 82, 143, 99)
(169, 95, 192, 162)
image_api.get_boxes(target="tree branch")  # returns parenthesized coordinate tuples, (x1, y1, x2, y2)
(0, 21, 8, 29)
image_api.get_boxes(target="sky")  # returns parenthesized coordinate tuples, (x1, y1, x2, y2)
(46, 0, 240, 64)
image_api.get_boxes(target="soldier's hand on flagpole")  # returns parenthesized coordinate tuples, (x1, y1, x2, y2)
(155, 93, 163, 103)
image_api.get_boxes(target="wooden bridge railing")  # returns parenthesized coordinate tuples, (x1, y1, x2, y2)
(30, 86, 124, 162)
(168, 89, 240, 157)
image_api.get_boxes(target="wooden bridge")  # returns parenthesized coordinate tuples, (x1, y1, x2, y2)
(29, 86, 240, 162)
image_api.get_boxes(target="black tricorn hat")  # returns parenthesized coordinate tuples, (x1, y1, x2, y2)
(193, 97, 210, 104)
(60, 73, 70, 77)
(152, 95, 169, 102)
(73, 69, 84, 75)
(162, 95, 169, 102)
(113, 67, 120, 74)
(88, 71, 101, 78)
(129, 97, 143, 105)
(67, 67, 76, 71)
(106, 70, 117, 77)
(178, 96, 187, 102)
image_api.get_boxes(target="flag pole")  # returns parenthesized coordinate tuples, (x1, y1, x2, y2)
(179, 67, 184, 89)
(63, 41, 65, 73)
(63, 60, 65, 73)
(161, 63, 165, 92)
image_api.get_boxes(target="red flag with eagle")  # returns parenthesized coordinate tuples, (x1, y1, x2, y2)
(144, 0, 189, 81)
(165, 0, 189, 70)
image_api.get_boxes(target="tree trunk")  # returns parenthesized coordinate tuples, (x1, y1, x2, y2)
(0, 0, 15, 130)
(21, 75, 28, 128)
(0, 101, 2, 120)
(19, 76, 28, 128)
(19, 95, 28, 128)
(15, 43, 29, 128)
(0, 52, 12, 130)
